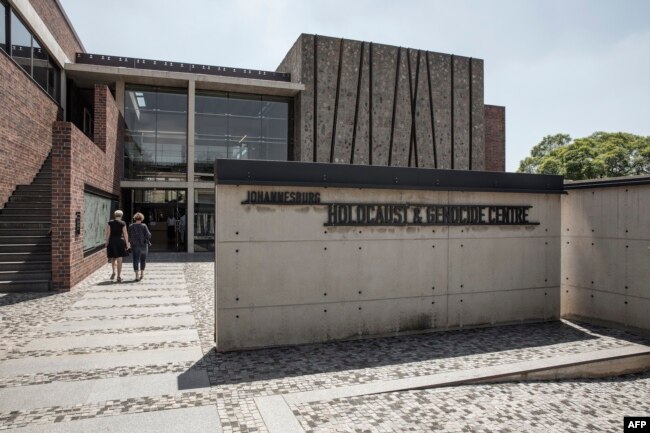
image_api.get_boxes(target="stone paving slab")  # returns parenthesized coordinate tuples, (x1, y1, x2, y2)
(2, 405, 222, 433)
(72, 297, 191, 307)
(0, 347, 204, 376)
(0, 370, 210, 412)
(81, 290, 188, 299)
(47, 315, 195, 332)
(22, 329, 200, 351)
(62, 304, 193, 318)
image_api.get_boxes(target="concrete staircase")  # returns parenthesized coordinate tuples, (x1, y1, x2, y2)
(0, 155, 52, 292)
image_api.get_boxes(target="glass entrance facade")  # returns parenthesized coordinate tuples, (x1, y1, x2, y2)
(123, 189, 187, 252)
(194, 92, 292, 181)
(121, 84, 293, 252)
(124, 86, 188, 181)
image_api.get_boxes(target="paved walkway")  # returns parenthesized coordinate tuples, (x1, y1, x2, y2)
(0, 254, 647, 432)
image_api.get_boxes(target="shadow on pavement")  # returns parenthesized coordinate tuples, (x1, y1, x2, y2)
(0, 291, 58, 308)
(183, 320, 632, 386)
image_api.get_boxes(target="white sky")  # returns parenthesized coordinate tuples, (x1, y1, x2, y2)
(60, 0, 650, 172)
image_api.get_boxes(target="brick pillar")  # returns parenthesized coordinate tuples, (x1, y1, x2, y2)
(94, 84, 108, 152)
(51, 122, 74, 291)
(484, 105, 505, 172)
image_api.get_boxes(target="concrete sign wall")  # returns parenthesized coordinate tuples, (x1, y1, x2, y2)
(214, 161, 562, 351)
(561, 178, 650, 331)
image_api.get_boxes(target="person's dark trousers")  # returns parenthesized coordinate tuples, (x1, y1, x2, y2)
(132, 247, 148, 271)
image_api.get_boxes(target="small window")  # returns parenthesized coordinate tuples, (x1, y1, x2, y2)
(10, 11, 31, 75)
(0, 2, 6, 52)
(47, 58, 58, 99)
(32, 38, 49, 91)
(83, 107, 93, 138)
(8, 10, 60, 101)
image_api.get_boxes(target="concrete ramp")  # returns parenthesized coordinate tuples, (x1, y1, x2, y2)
(256, 343, 650, 433)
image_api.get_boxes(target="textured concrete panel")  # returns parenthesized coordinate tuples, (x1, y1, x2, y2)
(452, 56, 470, 170)
(370, 43, 399, 166)
(332, 40, 362, 164)
(389, 48, 413, 167)
(219, 186, 450, 243)
(300, 34, 315, 162)
(279, 35, 488, 170)
(561, 182, 650, 331)
(625, 239, 650, 299)
(315, 36, 341, 163)
(415, 51, 435, 168)
(217, 239, 447, 309)
(216, 184, 561, 350)
(470, 58, 485, 170)
(428, 52, 452, 168)
(352, 42, 371, 165)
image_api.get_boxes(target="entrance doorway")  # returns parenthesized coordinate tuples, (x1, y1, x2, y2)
(123, 189, 187, 252)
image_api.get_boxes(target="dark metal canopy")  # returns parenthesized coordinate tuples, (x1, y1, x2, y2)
(214, 159, 565, 194)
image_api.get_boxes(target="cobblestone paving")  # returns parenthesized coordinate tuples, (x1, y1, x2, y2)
(0, 254, 647, 432)
(292, 373, 650, 433)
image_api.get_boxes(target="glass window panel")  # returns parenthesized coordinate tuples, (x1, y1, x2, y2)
(32, 39, 48, 91)
(11, 11, 31, 75)
(194, 189, 215, 252)
(0, 2, 6, 52)
(47, 59, 58, 99)
(124, 87, 187, 181)
(193, 92, 291, 180)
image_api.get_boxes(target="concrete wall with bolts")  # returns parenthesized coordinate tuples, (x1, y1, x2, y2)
(561, 180, 650, 331)
(214, 185, 560, 351)
(276, 34, 487, 170)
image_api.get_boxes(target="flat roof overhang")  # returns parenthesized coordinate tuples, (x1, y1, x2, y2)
(64, 63, 305, 97)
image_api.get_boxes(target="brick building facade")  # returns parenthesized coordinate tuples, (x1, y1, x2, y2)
(0, 0, 506, 291)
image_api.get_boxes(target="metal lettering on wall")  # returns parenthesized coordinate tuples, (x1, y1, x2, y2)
(242, 191, 539, 226)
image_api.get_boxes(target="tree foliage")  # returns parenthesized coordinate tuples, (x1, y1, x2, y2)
(517, 132, 650, 180)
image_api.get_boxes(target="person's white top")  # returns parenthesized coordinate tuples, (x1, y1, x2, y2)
(167, 217, 176, 227)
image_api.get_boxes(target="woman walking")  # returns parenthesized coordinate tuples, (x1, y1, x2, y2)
(105, 210, 130, 283)
(128, 212, 151, 281)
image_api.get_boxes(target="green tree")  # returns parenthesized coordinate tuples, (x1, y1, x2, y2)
(517, 132, 650, 180)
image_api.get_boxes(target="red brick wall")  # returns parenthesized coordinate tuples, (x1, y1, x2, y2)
(28, 0, 84, 60)
(51, 85, 123, 291)
(0, 51, 61, 207)
(484, 105, 506, 172)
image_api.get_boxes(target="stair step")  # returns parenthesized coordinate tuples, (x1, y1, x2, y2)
(15, 186, 51, 193)
(0, 270, 51, 281)
(0, 280, 51, 292)
(0, 215, 51, 222)
(0, 221, 50, 229)
(0, 244, 51, 253)
(0, 261, 51, 272)
(8, 195, 51, 203)
(5, 200, 51, 207)
(0, 235, 50, 244)
(8, 192, 51, 199)
(0, 208, 51, 215)
(0, 253, 50, 262)
(0, 229, 49, 237)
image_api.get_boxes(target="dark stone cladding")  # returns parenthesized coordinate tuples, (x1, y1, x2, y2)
(276, 34, 486, 171)
(214, 159, 564, 194)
